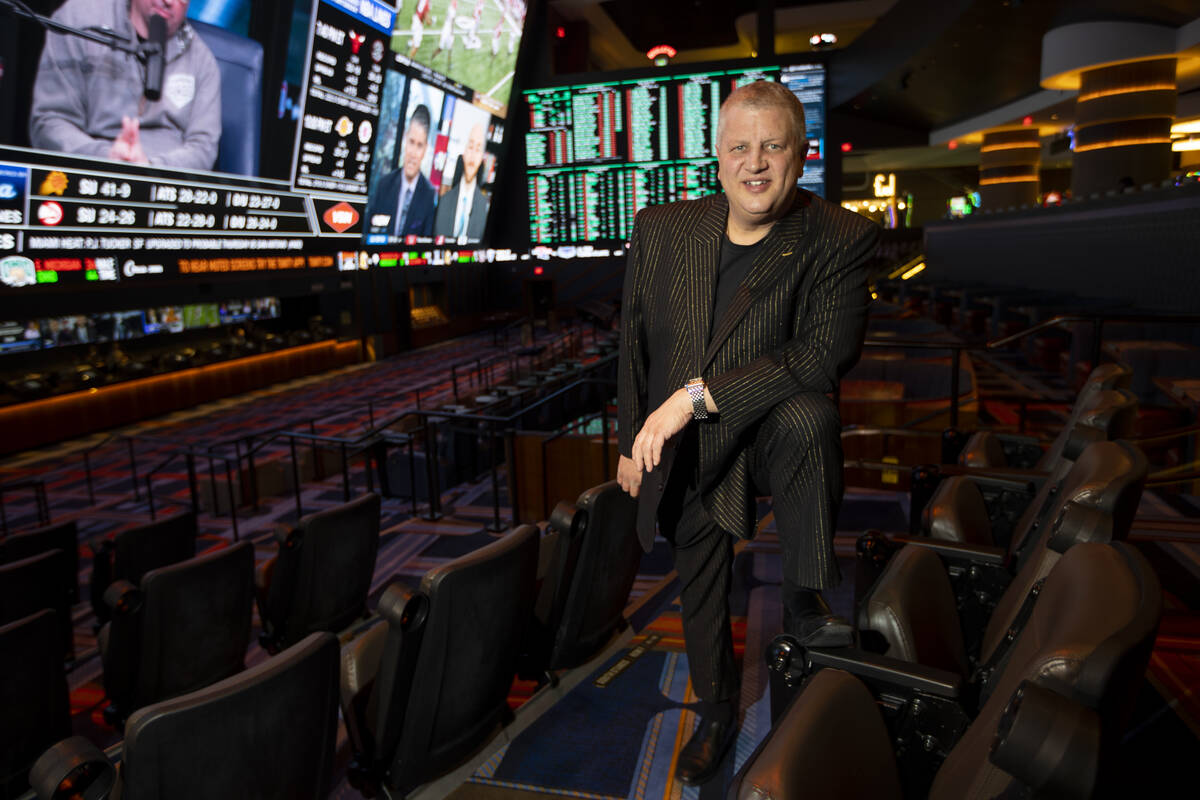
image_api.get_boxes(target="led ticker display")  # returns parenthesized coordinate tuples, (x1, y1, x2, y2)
(524, 62, 827, 245)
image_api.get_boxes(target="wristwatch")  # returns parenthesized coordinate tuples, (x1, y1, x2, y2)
(685, 377, 708, 420)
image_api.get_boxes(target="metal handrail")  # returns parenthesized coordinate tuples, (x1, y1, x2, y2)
(0, 477, 50, 536)
(986, 311, 1200, 369)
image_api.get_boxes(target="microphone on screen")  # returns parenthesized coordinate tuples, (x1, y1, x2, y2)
(143, 14, 167, 102)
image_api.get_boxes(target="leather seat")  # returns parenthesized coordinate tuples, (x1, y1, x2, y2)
(957, 363, 1132, 470)
(340, 524, 539, 796)
(90, 511, 197, 624)
(190, 20, 263, 175)
(0, 519, 78, 603)
(0, 550, 73, 660)
(98, 541, 254, 726)
(0, 610, 70, 799)
(859, 440, 1147, 671)
(30, 632, 340, 800)
(743, 541, 1161, 799)
(522, 481, 641, 680)
(255, 492, 381, 653)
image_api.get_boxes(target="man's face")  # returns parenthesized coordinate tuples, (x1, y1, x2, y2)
(130, 0, 190, 38)
(715, 101, 807, 233)
(462, 124, 485, 184)
(402, 122, 429, 181)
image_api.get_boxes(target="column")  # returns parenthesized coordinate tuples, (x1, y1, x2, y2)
(979, 128, 1041, 209)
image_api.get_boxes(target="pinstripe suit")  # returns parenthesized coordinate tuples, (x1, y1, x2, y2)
(618, 188, 878, 701)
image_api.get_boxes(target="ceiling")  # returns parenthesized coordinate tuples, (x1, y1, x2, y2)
(547, 0, 1200, 171)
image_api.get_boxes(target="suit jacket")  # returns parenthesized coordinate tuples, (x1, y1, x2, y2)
(365, 169, 436, 238)
(433, 180, 489, 240)
(617, 190, 879, 552)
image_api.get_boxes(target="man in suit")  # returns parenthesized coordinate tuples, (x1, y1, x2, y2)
(434, 122, 490, 241)
(365, 104, 437, 239)
(617, 80, 879, 786)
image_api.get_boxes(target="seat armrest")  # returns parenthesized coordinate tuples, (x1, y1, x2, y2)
(990, 433, 1042, 448)
(29, 736, 118, 800)
(956, 469, 1042, 493)
(102, 579, 142, 615)
(806, 647, 963, 699)
(895, 537, 1007, 567)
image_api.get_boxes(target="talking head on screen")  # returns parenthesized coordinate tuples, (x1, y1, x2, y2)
(29, 0, 221, 171)
(364, 104, 438, 240)
(433, 122, 489, 242)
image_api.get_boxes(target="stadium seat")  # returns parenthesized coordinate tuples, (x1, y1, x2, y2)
(98, 541, 254, 726)
(522, 481, 641, 681)
(190, 20, 263, 176)
(340, 524, 539, 796)
(29, 632, 339, 800)
(0, 550, 72, 660)
(0, 519, 78, 603)
(89, 511, 197, 625)
(256, 492, 381, 653)
(857, 440, 1147, 667)
(0, 611, 70, 800)
(956, 364, 1134, 470)
(743, 542, 1161, 799)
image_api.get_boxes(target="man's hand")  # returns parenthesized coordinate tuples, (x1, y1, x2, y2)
(617, 454, 642, 497)
(109, 116, 148, 164)
(630, 387, 694, 476)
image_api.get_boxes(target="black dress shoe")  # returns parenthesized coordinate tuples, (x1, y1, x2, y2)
(783, 589, 854, 648)
(675, 717, 737, 786)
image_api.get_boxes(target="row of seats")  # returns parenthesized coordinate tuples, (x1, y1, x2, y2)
(2, 481, 643, 799)
(742, 359, 1159, 797)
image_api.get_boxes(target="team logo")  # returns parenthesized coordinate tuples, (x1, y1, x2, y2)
(0, 255, 36, 287)
(164, 73, 196, 109)
(371, 39, 384, 63)
(322, 202, 359, 233)
(0, 182, 16, 200)
(357, 120, 373, 144)
(37, 201, 63, 226)
(336, 116, 354, 138)
(39, 171, 68, 196)
(349, 30, 366, 54)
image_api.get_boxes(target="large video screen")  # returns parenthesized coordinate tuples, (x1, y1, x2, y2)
(523, 61, 826, 245)
(0, 0, 528, 293)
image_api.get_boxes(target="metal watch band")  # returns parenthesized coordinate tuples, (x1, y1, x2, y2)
(686, 378, 708, 420)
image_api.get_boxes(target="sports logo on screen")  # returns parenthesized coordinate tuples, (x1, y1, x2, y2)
(322, 202, 360, 233)
(0, 255, 37, 288)
(37, 201, 63, 226)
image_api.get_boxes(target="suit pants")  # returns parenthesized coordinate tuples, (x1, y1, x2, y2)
(658, 392, 843, 706)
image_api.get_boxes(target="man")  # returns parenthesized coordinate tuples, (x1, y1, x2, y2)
(434, 122, 489, 241)
(30, 0, 221, 170)
(617, 80, 878, 786)
(366, 104, 437, 239)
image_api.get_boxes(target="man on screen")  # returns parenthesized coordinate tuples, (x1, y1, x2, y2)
(29, 0, 221, 170)
(366, 104, 437, 239)
(434, 122, 489, 241)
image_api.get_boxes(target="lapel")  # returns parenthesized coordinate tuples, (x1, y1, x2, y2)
(701, 191, 811, 373)
(682, 194, 727, 375)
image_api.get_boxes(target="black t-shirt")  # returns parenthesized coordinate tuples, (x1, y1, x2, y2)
(712, 235, 763, 344)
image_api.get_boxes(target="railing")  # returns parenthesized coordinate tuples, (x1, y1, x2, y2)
(0, 477, 50, 536)
(139, 445, 243, 541)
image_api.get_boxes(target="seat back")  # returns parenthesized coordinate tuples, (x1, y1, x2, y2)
(857, 544, 968, 676)
(120, 632, 339, 799)
(0, 610, 70, 798)
(374, 524, 539, 794)
(0, 549, 72, 659)
(1036, 387, 1137, 469)
(104, 541, 254, 714)
(539, 481, 641, 671)
(112, 511, 198, 587)
(983, 441, 1147, 662)
(931, 542, 1161, 799)
(265, 493, 382, 648)
(190, 20, 263, 176)
(730, 668, 904, 800)
(0, 520, 78, 603)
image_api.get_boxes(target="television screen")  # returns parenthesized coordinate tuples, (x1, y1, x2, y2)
(523, 60, 827, 246)
(0, 0, 529, 293)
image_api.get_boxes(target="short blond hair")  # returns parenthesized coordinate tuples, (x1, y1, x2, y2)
(716, 80, 807, 149)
